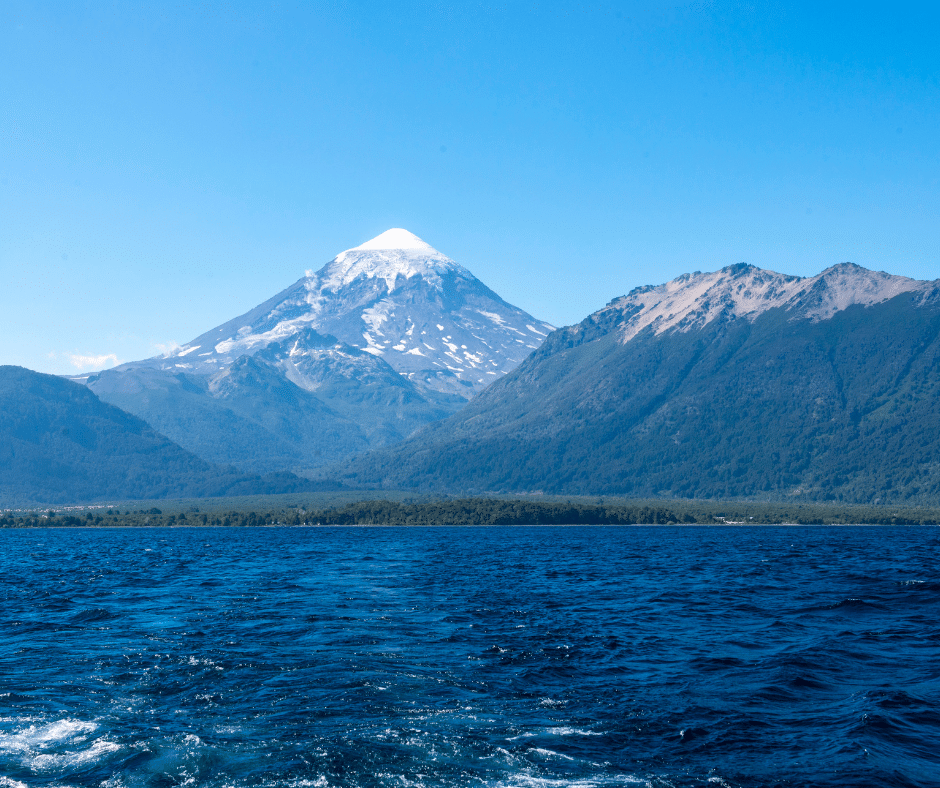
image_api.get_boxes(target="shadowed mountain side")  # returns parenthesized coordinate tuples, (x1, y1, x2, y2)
(255, 329, 464, 443)
(334, 287, 940, 504)
(88, 359, 368, 475)
(0, 366, 332, 506)
(87, 330, 463, 475)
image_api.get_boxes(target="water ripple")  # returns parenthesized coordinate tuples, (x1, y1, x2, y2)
(0, 525, 936, 787)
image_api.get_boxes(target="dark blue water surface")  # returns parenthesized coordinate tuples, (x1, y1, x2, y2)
(0, 526, 938, 788)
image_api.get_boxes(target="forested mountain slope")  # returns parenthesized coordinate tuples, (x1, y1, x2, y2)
(336, 264, 940, 504)
(0, 366, 325, 505)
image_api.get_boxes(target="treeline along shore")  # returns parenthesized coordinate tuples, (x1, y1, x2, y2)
(3, 498, 940, 527)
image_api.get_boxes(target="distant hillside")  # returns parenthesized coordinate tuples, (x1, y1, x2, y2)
(335, 264, 940, 505)
(86, 330, 458, 475)
(0, 366, 331, 506)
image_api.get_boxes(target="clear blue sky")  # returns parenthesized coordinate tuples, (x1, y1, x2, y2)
(2, 1, 937, 374)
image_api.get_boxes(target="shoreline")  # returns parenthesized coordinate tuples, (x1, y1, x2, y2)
(0, 522, 932, 529)
(6, 496, 940, 527)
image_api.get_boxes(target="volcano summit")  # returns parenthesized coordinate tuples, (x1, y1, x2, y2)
(150, 228, 553, 399)
(85, 230, 552, 474)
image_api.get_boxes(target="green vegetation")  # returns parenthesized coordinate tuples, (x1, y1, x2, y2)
(0, 366, 338, 506)
(337, 293, 940, 505)
(4, 496, 940, 527)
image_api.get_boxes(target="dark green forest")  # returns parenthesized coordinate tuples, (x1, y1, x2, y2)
(9, 280, 940, 509)
(5, 497, 940, 527)
(336, 289, 940, 504)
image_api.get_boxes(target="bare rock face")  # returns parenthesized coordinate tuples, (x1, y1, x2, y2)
(603, 262, 924, 343)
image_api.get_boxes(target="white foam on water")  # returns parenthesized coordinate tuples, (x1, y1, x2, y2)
(531, 747, 575, 761)
(0, 719, 97, 755)
(0, 777, 28, 788)
(488, 774, 653, 787)
(508, 726, 601, 741)
(0, 718, 120, 775)
(31, 738, 122, 771)
(546, 727, 601, 736)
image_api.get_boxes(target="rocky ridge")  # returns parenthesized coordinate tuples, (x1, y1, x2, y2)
(335, 262, 940, 504)
(606, 262, 924, 343)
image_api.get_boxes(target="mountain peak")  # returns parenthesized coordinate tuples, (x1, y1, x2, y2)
(323, 227, 461, 295)
(350, 228, 435, 253)
(608, 263, 926, 343)
(143, 228, 552, 399)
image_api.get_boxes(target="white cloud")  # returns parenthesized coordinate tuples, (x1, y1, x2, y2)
(153, 341, 180, 357)
(66, 352, 120, 371)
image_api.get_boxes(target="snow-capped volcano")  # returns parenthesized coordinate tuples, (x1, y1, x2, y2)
(607, 262, 925, 344)
(351, 227, 433, 251)
(157, 228, 553, 398)
(87, 228, 552, 474)
(315, 228, 461, 294)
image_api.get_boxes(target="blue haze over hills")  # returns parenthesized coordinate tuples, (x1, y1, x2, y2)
(0, 365, 331, 506)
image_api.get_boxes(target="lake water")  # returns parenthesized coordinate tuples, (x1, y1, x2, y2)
(0, 525, 937, 787)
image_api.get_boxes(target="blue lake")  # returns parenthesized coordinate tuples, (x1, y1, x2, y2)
(0, 525, 937, 787)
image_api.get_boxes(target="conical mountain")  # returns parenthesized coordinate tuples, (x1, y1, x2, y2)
(86, 229, 552, 474)
(153, 228, 553, 398)
(336, 262, 940, 504)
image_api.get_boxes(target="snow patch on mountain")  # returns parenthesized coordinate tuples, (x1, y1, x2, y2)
(214, 315, 318, 356)
(323, 230, 463, 295)
(147, 228, 553, 398)
(350, 228, 433, 251)
(609, 263, 925, 343)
